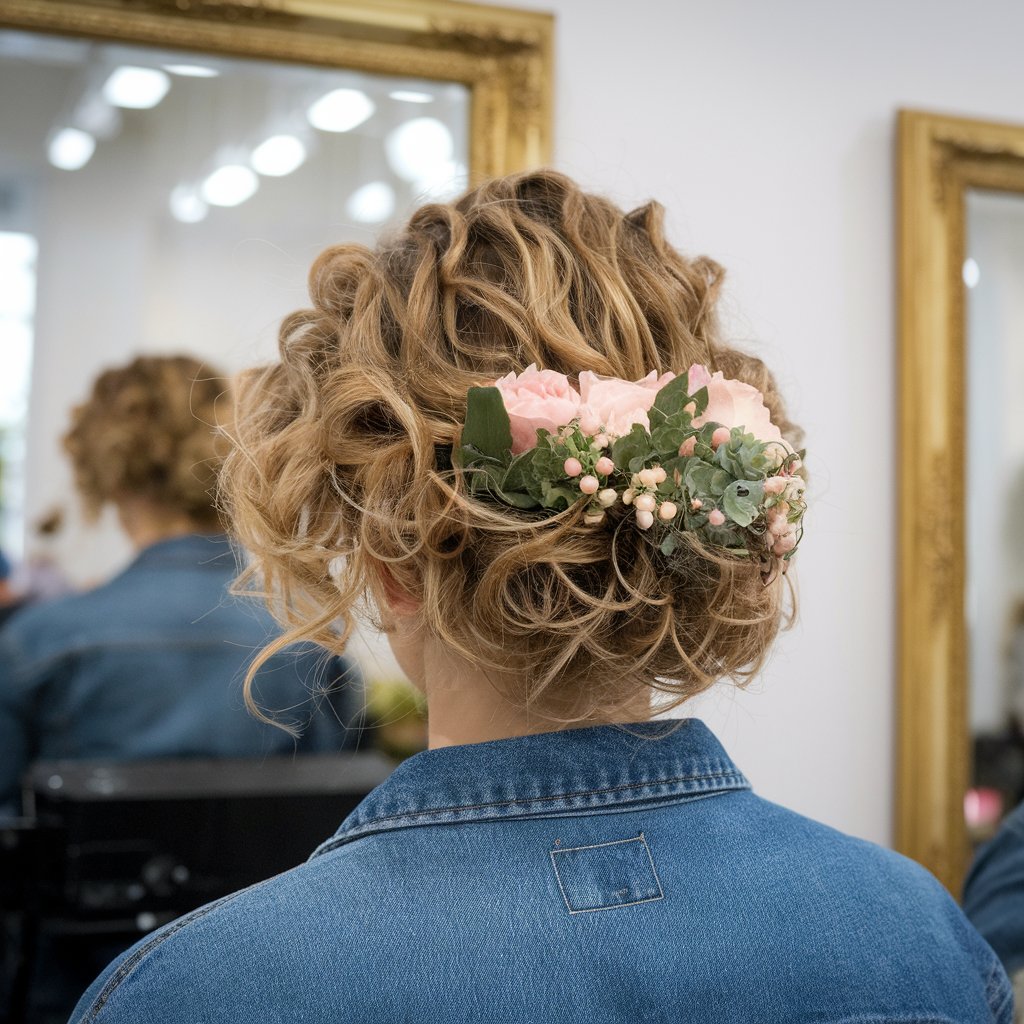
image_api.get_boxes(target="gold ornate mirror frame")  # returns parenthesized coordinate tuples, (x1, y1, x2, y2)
(898, 110, 1024, 894)
(0, 0, 553, 177)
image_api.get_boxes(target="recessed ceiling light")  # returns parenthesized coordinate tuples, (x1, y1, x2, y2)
(169, 185, 208, 224)
(102, 66, 171, 109)
(389, 89, 434, 104)
(346, 182, 396, 224)
(201, 165, 259, 207)
(962, 257, 980, 289)
(48, 128, 96, 170)
(163, 64, 219, 78)
(251, 135, 307, 177)
(386, 117, 454, 182)
(307, 88, 375, 133)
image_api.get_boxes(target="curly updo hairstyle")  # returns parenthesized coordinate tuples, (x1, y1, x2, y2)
(64, 353, 228, 528)
(223, 170, 802, 724)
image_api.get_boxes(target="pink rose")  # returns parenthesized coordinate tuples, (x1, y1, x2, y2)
(492, 364, 582, 454)
(577, 369, 676, 438)
(686, 363, 783, 444)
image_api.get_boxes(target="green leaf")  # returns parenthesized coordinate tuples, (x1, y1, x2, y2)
(611, 424, 651, 474)
(659, 533, 678, 556)
(687, 385, 709, 419)
(540, 480, 579, 510)
(722, 479, 763, 528)
(683, 460, 717, 497)
(652, 372, 691, 416)
(651, 424, 688, 454)
(460, 387, 513, 461)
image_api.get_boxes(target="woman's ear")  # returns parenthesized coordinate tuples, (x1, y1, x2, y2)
(373, 561, 421, 618)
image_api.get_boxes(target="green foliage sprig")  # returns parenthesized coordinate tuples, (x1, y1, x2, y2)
(457, 370, 806, 565)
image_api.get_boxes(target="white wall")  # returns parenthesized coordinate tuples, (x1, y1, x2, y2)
(477, 0, 1024, 847)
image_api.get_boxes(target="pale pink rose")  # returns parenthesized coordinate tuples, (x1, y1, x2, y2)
(577, 369, 676, 438)
(687, 363, 713, 390)
(492, 364, 582, 454)
(686, 363, 783, 444)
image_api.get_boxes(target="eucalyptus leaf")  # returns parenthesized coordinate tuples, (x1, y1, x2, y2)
(651, 424, 687, 454)
(722, 479, 763, 528)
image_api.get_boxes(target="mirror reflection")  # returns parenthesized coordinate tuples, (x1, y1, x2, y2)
(0, 31, 457, 1018)
(966, 189, 1024, 844)
(0, 28, 468, 587)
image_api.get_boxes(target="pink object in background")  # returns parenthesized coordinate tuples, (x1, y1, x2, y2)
(964, 787, 1004, 831)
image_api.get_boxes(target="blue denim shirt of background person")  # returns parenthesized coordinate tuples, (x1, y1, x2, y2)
(72, 720, 1011, 1024)
(965, 799, 1024, 979)
(0, 533, 363, 817)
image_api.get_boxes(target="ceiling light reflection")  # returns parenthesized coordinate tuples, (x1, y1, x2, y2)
(201, 165, 259, 207)
(386, 117, 454, 182)
(307, 88, 375, 133)
(251, 135, 307, 177)
(102, 66, 171, 109)
(346, 182, 396, 224)
(48, 128, 96, 170)
(169, 185, 208, 224)
(389, 89, 434, 104)
(163, 64, 219, 78)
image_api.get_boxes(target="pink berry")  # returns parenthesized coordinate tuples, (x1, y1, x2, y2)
(622, 489, 635, 506)
(658, 501, 678, 521)
(633, 493, 656, 513)
(638, 468, 658, 488)
(708, 508, 726, 526)
(678, 436, 697, 457)
(774, 532, 797, 554)
(597, 488, 617, 507)
(763, 476, 787, 496)
(711, 427, 731, 449)
(690, 498, 703, 510)
(636, 509, 655, 530)
(595, 456, 615, 476)
(579, 475, 599, 495)
(652, 466, 667, 484)
(564, 457, 582, 477)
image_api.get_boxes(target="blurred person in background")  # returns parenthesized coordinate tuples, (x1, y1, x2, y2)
(0, 353, 363, 821)
(965, 799, 1024, 1017)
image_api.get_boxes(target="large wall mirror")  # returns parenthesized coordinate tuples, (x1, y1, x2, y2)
(898, 110, 1024, 894)
(0, 0, 551, 601)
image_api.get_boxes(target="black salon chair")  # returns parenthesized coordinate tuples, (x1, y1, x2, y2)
(1, 751, 394, 1024)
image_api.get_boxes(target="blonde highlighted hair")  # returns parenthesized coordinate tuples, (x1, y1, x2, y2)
(64, 354, 228, 527)
(222, 170, 802, 725)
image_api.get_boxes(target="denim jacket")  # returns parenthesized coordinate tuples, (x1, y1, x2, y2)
(72, 720, 1010, 1023)
(965, 800, 1024, 977)
(0, 534, 361, 816)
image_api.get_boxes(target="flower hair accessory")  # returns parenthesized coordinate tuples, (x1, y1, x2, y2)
(457, 364, 806, 568)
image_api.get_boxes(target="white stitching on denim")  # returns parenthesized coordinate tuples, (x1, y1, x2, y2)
(550, 832, 665, 915)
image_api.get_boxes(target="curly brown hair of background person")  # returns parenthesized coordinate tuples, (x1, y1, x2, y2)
(64, 354, 229, 529)
(222, 170, 805, 726)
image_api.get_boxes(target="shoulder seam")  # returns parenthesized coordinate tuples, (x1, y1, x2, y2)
(79, 891, 242, 1021)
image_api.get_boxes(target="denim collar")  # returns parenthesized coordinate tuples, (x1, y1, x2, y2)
(313, 719, 749, 856)
(128, 533, 236, 571)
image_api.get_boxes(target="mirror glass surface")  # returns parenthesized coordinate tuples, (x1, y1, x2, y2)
(966, 189, 1024, 843)
(0, 28, 468, 621)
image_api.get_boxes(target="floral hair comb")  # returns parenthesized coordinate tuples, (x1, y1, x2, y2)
(457, 364, 806, 567)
